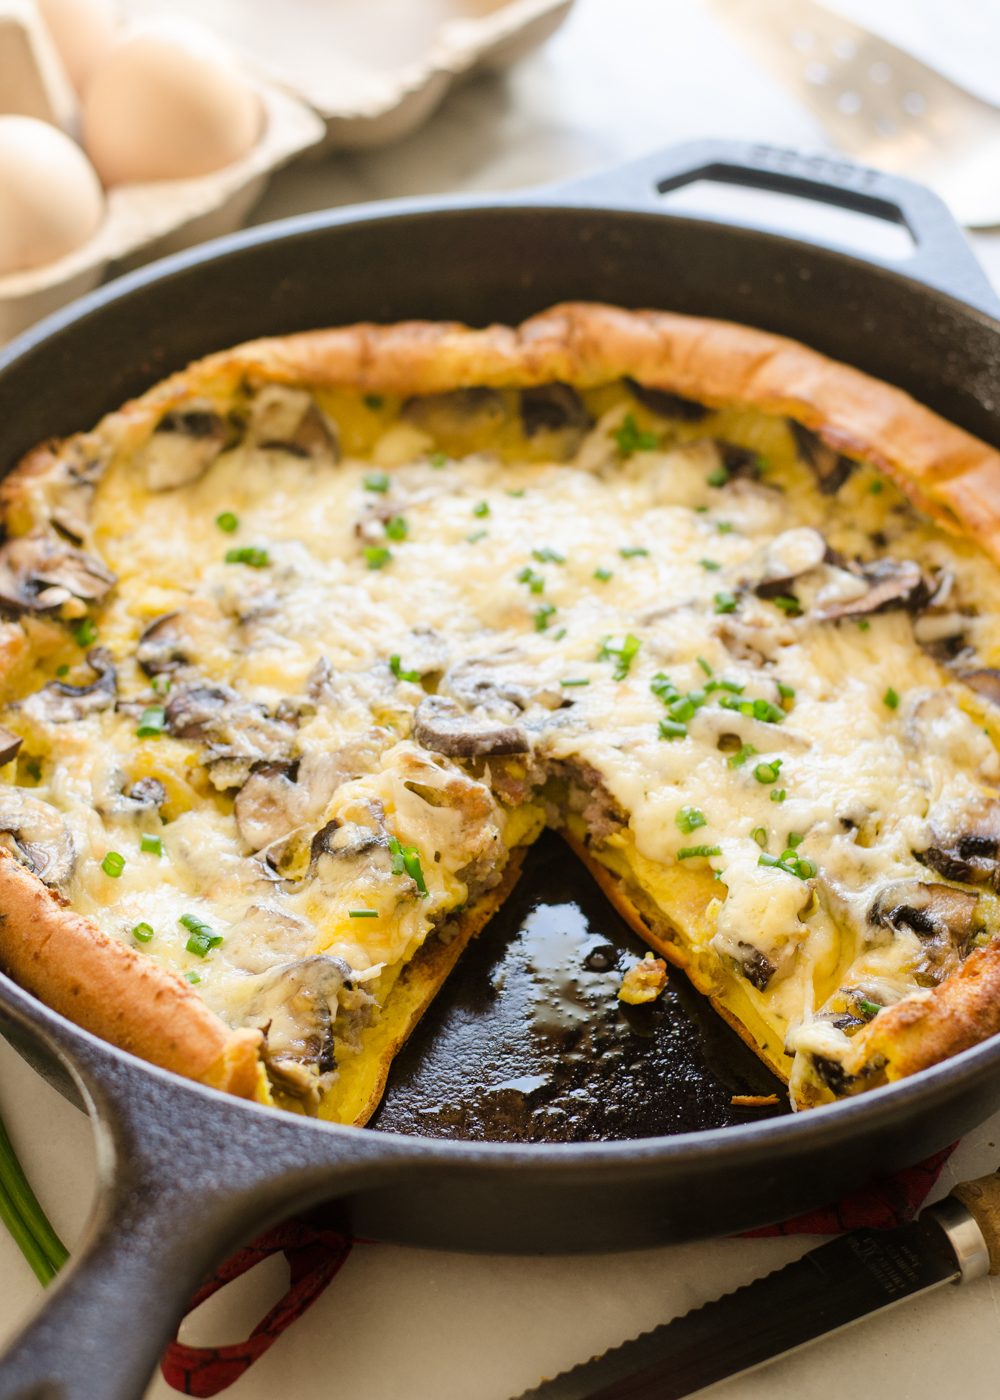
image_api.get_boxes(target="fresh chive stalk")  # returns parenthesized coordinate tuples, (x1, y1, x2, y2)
(0, 1110, 68, 1285)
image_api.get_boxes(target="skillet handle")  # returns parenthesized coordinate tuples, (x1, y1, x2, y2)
(544, 138, 1000, 319)
(0, 1018, 412, 1400)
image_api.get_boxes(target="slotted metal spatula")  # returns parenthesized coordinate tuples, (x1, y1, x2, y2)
(705, 0, 1000, 227)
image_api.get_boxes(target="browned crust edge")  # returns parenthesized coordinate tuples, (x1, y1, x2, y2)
(19, 300, 1000, 558)
(0, 848, 262, 1096)
(348, 847, 527, 1126)
(560, 830, 791, 1086)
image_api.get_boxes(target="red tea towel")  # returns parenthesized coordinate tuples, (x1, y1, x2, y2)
(160, 1143, 957, 1396)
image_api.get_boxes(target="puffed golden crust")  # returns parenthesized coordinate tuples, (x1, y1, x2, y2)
(7, 301, 996, 555)
(5, 300, 1000, 1105)
(855, 937, 1000, 1082)
(0, 848, 262, 1096)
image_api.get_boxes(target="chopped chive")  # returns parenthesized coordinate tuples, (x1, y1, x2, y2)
(795, 857, 817, 878)
(599, 633, 641, 680)
(388, 835, 405, 875)
(619, 546, 648, 558)
(718, 695, 784, 724)
(884, 687, 899, 710)
(225, 546, 269, 568)
(364, 546, 392, 570)
(136, 705, 166, 738)
(390, 654, 421, 683)
(754, 760, 782, 784)
(385, 516, 408, 541)
(560, 678, 590, 687)
(101, 851, 125, 877)
(687, 688, 707, 707)
(696, 656, 712, 676)
(364, 394, 384, 411)
(364, 471, 390, 493)
(713, 591, 737, 614)
(751, 826, 767, 848)
(72, 617, 97, 648)
(614, 413, 657, 456)
(777, 683, 796, 699)
(466, 530, 487, 543)
(132, 923, 154, 942)
(706, 678, 744, 695)
(772, 596, 801, 614)
(707, 468, 729, 488)
(858, 998, 882, 1017)
(869, 480, 883, 494)
(473, 501, 490, 517)
(152, 675, 171, 695)
(858, 620, 870, 632)
(215, 512, 238, 532)
(787, 832, 804, 848)
(535, 604, 556, 631)
(429, 452, 447, 468)
(593, 567, 613, 582)
(349, 909, 379, 918)
(651, 673, 678, 701)
(553, 628, 567, 640)
(141, 834, 162, 856)
(506, 488, 525, 497)
(757, 852, 814, 879)
(677, 845, 722, 860)
(517, 566, 545, 594)
(717, 521, 733, 534)
(695, 505, 709, 513)
(668, 697, 695, 722)
(180, 913, 223, 958)
(659, 718, 688, 740)
(25, 759, 40, 781)
(403, 849, 428, 894)
(533, 547, 566, 564)
(184, 971, 201, 984)
(728, 744, 757, 769)
(700, 559, 721, 571)
(675, 806, 707, 835)
(56, 664, 68, 677)
(779, 848, 800, 863)
(770, 788, 786, 803)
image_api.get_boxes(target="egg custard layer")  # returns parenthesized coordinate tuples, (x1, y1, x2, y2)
(3, 368, 1000, 1116)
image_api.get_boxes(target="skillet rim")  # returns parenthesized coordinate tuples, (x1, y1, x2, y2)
(2, 159, 1000, 1161)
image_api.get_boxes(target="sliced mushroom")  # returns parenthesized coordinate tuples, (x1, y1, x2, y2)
(248, 385, 339, 461)
(958, 669, 1000, 707)
(0, 789, 73, 884)
(716, 443, 762, 480)
(127, 777, 166, 808)
(135, 613, 190, 676)
(811, 557, 929, 622)
(310, 819, 388, 864)
(231, 954, 375, 1108)
(788, 420, 856, 494)
(869, 879, 979, 983)
(165, 682, 296, 783)
(443, 654, 564, 716)
(755, 526, 827, 600)
(137, 407, 229, 492)
(412, 695, 529, 758)
(224, 903, 318, 974)
(0, 532, 116, 612)
(0, 726, 22, 766)
(624, 378, 710, 422)
(402, 387, 506, 443)
(737, 940, 775, 991)
(19, 647, 117, 724)
(520, 384, 593, 438)
(234, 761, 305, 853)
(917, 802, 1000, 888)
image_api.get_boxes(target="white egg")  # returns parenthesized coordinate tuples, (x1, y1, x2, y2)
(36, 0, 118, 96)
(0, 116, 104, 276)
(82, 20, 263, 186)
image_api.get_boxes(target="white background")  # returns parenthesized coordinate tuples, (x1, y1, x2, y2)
(6, 2, 1000, 1397)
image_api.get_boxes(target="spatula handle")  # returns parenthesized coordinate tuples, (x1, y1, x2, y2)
(951, 1172, 1000, 1274)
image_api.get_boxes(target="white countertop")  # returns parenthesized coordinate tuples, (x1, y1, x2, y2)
(5, 2, 1000, 1397)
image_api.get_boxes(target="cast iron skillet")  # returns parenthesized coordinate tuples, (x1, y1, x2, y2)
(0, 140, 999, 1400)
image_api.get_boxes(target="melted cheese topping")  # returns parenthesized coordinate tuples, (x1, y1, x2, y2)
(5, 380, 1000, 1111)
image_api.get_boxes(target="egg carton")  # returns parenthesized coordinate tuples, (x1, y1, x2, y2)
(125, 0, 576, 150)
(0, 53, 324, 345)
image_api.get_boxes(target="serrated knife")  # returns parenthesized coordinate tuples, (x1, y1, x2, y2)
(511, 1170, 1000, 1400)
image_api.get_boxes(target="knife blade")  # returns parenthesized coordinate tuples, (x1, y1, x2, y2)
(512, 1176, 998, 1400)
